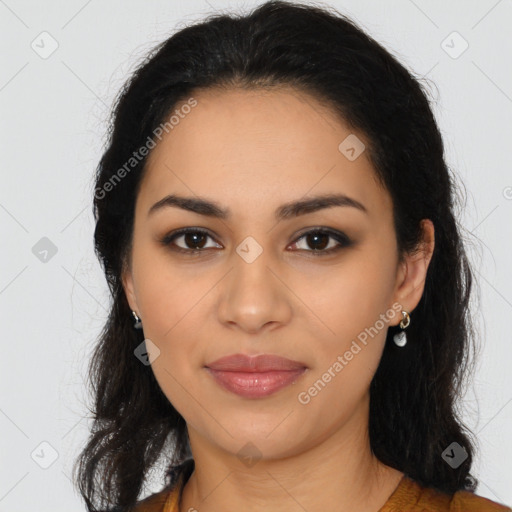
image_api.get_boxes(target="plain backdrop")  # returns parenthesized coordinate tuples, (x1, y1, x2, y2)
(1, 0, 511, 510)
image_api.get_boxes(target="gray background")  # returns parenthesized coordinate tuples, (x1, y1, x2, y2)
(1, 0, 511, 510)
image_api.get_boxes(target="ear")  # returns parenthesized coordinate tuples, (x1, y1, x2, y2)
(121, 260, 139, 315)
(391, 219, 435, 326)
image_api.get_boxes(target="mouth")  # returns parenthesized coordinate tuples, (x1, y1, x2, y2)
(204, 353, 308, 399)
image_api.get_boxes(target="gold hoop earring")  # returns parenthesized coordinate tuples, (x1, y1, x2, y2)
(393, 310, 410, 347)
(132, 311, 142, 329)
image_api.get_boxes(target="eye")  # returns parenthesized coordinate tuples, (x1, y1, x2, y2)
(160, 227, 221, 253)
(289, 228, 353, 256)
(159, 227, 353, 256)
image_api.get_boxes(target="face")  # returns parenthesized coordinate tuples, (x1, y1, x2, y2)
(122, 86, 433, 461)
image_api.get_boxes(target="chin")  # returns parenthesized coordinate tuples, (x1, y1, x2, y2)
(209, 421, 309, 462)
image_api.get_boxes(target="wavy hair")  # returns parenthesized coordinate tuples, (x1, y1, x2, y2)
(74, 1, 480, 510)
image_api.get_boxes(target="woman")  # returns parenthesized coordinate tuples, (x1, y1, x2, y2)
(74, 1, 511, 511)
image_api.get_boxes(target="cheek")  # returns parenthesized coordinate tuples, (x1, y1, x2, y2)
(301, 250, 396, 344)
(133, 244, 208, 338)
(295, 269, 392, 417)
(135, 263, 208, 416)
(131, 253, 213, 409)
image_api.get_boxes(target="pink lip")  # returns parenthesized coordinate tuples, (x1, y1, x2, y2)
(205, 354, 308, 398)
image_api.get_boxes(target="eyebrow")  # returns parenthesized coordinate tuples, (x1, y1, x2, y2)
(147, 193, 368, 220)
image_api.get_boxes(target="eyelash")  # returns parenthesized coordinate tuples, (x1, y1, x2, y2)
(159, 227, 353, 257)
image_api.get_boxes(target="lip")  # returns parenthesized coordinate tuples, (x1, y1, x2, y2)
(206, 353, 307, 372)
(205, 354, 308, 399)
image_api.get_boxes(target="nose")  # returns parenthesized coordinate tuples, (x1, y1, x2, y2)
(216, 242, 293, 334)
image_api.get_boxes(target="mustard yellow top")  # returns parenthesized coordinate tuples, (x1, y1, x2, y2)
(133, 459, 511, 512)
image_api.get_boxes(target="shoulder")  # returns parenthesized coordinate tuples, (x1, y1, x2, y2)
(131, 488, 174, 512)
(415, 481, 511, 512)
(132, 458, 195, 512)
(449, 489, 511, 512)
(385, 475, 511, 512)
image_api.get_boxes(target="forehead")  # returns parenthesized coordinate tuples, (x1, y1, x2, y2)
(138, 86, 391, 222)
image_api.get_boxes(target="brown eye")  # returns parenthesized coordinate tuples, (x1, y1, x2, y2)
(160, 227, 352, 256)
(289, 229, 353, 255)
(161, 228, 221, 252)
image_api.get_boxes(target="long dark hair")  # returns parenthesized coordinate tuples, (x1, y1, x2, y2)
(74, 1, 480, 510)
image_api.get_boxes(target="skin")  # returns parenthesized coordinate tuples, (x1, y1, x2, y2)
(122, 86, 435, 512)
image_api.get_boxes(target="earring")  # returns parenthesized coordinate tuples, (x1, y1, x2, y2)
(393, 310, 410, 347)
(132, 311, 142, 329)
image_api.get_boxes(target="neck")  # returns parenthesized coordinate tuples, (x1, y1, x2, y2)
(179, 396, 404, 512)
